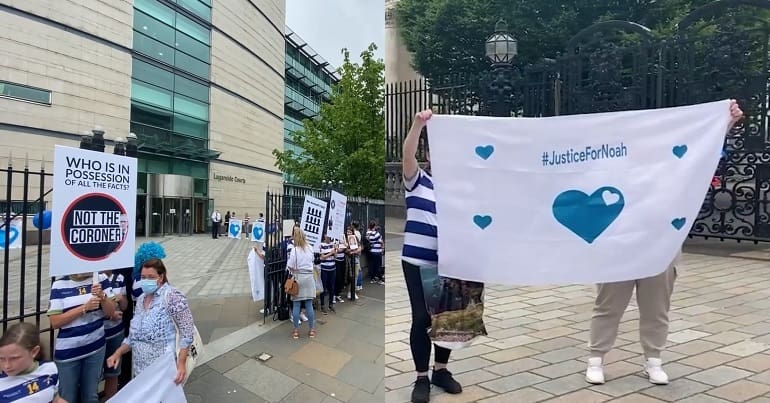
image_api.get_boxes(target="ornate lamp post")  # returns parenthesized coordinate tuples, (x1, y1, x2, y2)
(483, 20, 519, 117)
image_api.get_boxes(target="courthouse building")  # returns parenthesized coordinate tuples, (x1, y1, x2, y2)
(0, 0, 335, 236)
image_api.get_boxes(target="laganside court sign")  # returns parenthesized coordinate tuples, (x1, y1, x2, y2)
(213, 173, 246, 184)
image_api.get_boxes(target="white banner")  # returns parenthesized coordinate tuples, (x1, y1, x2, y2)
(107, 351, 186, 403)
(427, 100, 731, 285)
(300, 195, 328, 251)
(247, 247, 265, 302)
(50, 146, 137, 277)
(228, 219, 242, 239)
(328, 190, 347, 241)
(0, 217, 22, 250)
(250, 221, 265, 242)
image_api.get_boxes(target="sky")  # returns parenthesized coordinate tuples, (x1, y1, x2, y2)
(285, 0, 385, 72)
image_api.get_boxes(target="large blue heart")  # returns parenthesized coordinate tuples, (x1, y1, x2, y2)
(252, 226, 264, 240)
(475, 145, 495, 160)
(230, 224, 241, 236)
(552, 186, 625, 244)
(0, 227, 19, 249)
(473, 215, 492, 229)
(672, 145, 688, 159)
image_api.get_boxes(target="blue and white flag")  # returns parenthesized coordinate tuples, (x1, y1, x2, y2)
(228, 219, 242, 239)
(250, 221, 265, 243)
(427, 100, 732, 285)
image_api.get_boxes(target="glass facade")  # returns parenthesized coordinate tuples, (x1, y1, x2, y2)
(130, 0, 213, 196)
(0, 80, 51, 105)
(283, 29, 339, 182)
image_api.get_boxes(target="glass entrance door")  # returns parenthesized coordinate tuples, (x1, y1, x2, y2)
(180, 198, 192, 236)
(150, 197, 163, 236)
(164, 198, 180, 236)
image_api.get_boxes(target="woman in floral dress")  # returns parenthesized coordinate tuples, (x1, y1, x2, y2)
(106, 243, 195, 384)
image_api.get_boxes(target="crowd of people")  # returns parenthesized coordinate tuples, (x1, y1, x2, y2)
(0, 242, 195, 403)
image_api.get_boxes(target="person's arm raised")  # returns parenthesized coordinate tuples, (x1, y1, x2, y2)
(402, 110, 432, 182)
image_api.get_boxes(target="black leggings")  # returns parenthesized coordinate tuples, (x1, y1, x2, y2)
(402, 260, 451, 373)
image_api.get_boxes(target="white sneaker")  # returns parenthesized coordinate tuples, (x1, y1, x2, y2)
(644, 358, 669, 385)
(300, 312, 309, 322)
(585, 357, 605, 384)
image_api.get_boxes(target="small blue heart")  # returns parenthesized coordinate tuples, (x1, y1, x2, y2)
(475, 145, 495, 160)
(672, 145, 688, 159)
(473, 215, 492, 229)
(552, 186, 625, 244)
(252, 226, 264, 240)
(671, 217, 686, 230)
(0, 227, 19, 249)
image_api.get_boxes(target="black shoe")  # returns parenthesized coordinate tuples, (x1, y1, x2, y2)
(431, 368, 462, 394)
(411, 376, 430, 403)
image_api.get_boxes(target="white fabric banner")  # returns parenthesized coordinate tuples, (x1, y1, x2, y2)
(328, 191, 348, 241)
(427, 100, 731, 285)
(228, 219, 242, 239)
(247, 247, 265, 302)
(107, 351, 186, 403)
(300, 195, 328, 251)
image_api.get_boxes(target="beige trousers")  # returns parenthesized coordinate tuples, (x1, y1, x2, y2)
(588, 256, 679, 359)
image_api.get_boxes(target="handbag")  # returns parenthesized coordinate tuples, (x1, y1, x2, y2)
(275, 302, 291, 321)
(162, 289, 204, 385)
(284, 250, 299, 296)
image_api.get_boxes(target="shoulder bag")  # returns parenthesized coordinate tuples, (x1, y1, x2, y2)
(284, 249, 299, 296)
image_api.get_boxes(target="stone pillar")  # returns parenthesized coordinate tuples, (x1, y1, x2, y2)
(385, 0, 421, 84)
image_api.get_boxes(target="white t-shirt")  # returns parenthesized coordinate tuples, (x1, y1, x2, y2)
(287, 244, 314, 274)
(0, 361, 59, 402)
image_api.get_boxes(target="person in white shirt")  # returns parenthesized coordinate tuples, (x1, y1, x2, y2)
(211, 210, 221, 239)
(0, 323, 65, 403)
(287, 227, 317, 339)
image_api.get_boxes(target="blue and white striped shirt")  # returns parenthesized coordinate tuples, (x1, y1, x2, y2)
(0, 361, 58, 403)
(402, 169, 438, 265)
(366, 230, 383, 254)
(47, 274, 113, 362)
(319, 242, 336, 271)
(104, 273, 125, 340)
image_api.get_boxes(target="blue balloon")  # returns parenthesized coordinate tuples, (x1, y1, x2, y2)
(32, 210, 52, 230)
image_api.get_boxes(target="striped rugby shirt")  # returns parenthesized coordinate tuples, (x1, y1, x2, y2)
(334, 240, 347, 261)
(366, 230, 383, 254)
(47, 274, 113, 362)
(402, 168, 438, 265)
(104, 273, 125, 340)
(0, 361, 59, 403)
(319, 242, 336, 271)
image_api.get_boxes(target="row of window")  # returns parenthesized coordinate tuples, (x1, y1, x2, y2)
(0, 80, 51, 105)
(137, 154, 209, 180)
(285, 86, 320, 115)
(133, 0, 211, 78)
(132, 59, 209, 103)
(285, 52, 334, 94)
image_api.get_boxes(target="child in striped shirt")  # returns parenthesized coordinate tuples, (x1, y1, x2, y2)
(0, 323, 64, 403)
(318, 235, 337, 314)
(47, 273, 115, 403)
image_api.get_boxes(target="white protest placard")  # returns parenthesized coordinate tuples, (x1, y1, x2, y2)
(228, 218, 242, 239)
(282, 219, 295, 236)
(300, 195, 328, 251)
(328, 191, 347, 241)
(427, 100, 731, 286)
(250, 220, 265, 242)
(107, 351, 186, 403)
(50, 146, 137, 277)
(247, 247, 265, 302)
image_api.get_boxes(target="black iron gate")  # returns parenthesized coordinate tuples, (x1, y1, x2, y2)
(386, 0, 770, 242)
(262, 184, 385, 321)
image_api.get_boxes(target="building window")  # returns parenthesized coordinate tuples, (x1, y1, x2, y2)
(0, 81, 51, 105)
(176, 0, 212, 22)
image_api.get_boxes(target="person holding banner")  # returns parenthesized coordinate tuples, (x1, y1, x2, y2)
(47, 273, 116, 403)
(287, 227, 317, 339)
(401, 109, 462, 403)
(318, 234, 337, 314)
(585, 100, 744, 386)
(106, 245, 195, 384)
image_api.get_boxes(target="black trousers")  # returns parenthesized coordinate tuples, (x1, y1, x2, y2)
(369, 253, 383, 280)
(335, 259, 346, 295)
(211, 222, 219, 238)
(402, 260, 451, 372)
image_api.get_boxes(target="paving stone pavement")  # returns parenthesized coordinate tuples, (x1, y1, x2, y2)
(384, 238, 770, 403)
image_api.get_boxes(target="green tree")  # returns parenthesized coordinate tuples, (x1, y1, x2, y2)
(394, 0, 712, 81)
(274, 44, 385, 199)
